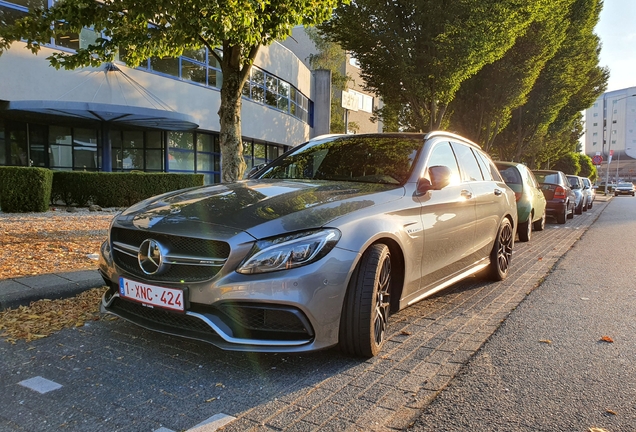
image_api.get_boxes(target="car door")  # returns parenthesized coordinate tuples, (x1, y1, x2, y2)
(451, 142, 506, 260)
(414, 140, 477, 296)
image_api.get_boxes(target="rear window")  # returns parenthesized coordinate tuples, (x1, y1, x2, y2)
(534, 172, 561, 184)
(497, 166, 522, 185)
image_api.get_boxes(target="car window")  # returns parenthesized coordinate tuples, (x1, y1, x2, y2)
(259, 135, 422, 184)
(474, 149, 494, 181)
(567, 176, 579, 188)
(527, 170, 540, 188)
(497, 165, 522, 185)
(450, 141, 483, 182)
(534, 172, 561, 184)
(425, 141, 460, 185)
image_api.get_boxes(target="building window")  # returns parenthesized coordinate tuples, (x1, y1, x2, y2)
(49, 126, 73, 169)
(593, 113, 598, 117)
(168, 131, 195, 172)
(73, 128, 98, 170)
(592, 132, 598, 136)
(196, 133, 220, 184)
(593, 103, 598, 107)
(349, 89, 374, 113)
(593, 142, 597, 146)
(243, 67, 310, 123)
(593, 122, 598, 126)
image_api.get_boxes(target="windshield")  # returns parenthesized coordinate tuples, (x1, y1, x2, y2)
(257, 135, 423, 185)
(618, 183, 633, 187)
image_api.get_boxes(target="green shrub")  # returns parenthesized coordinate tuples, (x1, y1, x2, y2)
(51, 171, 100, 206)
(50, 171, 204, 208)
(0, 167, 53, 213)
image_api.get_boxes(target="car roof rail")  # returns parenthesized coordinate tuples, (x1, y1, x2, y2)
(424, 130, 482, 149)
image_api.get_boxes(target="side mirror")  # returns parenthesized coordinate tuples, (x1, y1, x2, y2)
(417, 165, 452, 194)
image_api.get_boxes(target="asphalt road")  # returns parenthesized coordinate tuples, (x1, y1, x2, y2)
(0, 195, 616, 432)
(411, 195, 636, 432)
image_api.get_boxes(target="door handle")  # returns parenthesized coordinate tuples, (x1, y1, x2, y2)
(461, 189, 473, 199)
(494, 189, 503, 196)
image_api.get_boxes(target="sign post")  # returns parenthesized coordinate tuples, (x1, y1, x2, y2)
(341, 90, 358, 134)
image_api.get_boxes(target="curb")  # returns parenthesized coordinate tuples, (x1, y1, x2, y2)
(0, 270, 105, 311)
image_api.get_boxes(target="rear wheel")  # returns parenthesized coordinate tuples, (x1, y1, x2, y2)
(518, 215, 532, 242)
(575, 200, 583, 215)
(567, 202, 574, 219)
(533, 211, 546, 231)
(486, 218, 514, 281)
(339, 244, 392, 358)
(557, 206, 567, 224)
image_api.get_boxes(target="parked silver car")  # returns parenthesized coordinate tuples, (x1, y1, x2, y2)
(566, 175, 587, 214)
(99, 132, 517, 357)
(581, 177, 595, 209)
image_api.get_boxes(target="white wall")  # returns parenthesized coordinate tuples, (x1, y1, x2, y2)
(0, 41, 313, 146)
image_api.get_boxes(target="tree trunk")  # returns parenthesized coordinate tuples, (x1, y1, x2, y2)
(219, 70, 246, 183)
(217, 44, 260, 183)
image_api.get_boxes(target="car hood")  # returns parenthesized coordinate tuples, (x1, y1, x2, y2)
(117, 179, 404, 239)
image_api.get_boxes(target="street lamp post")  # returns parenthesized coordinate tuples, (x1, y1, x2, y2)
(603, 93, 636, 195)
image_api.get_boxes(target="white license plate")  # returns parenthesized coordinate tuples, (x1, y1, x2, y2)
(119, 277, 185, 312)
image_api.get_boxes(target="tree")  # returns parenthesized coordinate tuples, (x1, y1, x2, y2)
(447, 0, 572, 150)
(0, 0, 340, 182)
(320, 0, 544, 131)
(304, 27, 354, 134)
(493, 0, 607, 163)
(551, 152, 581, 175)
(577, 152, 597, 181)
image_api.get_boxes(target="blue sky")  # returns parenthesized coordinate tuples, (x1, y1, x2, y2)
(595, 0, 636, 92)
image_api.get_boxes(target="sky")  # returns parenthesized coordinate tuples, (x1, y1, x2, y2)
(594, 0, 636, 92)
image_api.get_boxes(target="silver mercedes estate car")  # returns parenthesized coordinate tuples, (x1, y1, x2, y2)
(99, 131, 517, 357)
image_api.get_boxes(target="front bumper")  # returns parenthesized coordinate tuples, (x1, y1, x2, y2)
(99, 241, 359, 353)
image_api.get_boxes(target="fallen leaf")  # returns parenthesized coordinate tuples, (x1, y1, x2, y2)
(538, 257, 543, 261)
(539, 339, 552, 344)
(600, 336, 614, 343)
(589, 428, 610, 432)
(606, 409, 617, 415)
(205, 397, 217, 402)
(400, 330, 412, 336)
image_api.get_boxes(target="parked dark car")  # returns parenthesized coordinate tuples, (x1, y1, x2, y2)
(566, 175, 588, 214)
(582, 177, 595, 209)
(614, 182, 635, 196)
(532, 170, 576, 224)
(99, 131, 517, 358)
(495, 161, 547, 242)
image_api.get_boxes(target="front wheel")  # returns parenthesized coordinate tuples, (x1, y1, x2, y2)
(486, 218, 514, 281)
(339, 244, 392, 358)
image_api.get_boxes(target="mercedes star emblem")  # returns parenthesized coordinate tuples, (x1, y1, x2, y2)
(138, 239, 167, 275)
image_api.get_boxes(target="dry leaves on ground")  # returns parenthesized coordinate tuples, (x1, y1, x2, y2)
(0, 209, 115, 279)
(0, 287, 107, 344)
(600, 335, 614, 343)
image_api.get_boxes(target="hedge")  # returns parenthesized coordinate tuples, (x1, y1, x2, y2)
(52, 171, 205, 207)
(0, 167, 53, 213)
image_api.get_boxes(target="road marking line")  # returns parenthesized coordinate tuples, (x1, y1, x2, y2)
(188, 413, 237, 432)
(18, 376, 62, 394)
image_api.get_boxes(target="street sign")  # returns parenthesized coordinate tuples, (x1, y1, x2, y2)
(341, 90, 359, 111)
(592, 155, 603, 165)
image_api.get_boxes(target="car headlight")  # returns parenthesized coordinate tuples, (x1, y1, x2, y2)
(237, 229, 341, 274)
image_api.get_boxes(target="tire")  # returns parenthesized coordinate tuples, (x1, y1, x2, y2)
(575, 200, 583, 215)
(533, 211, 546, 231)
(518, 216, 532, 242)
(486, 218, 514, 281)
(567, 202, 574, 219)
(582, 198, 588, 212)
(557, 206, 567, 224)
(588, 200, 593, 209)
(339, 244, 392, 358)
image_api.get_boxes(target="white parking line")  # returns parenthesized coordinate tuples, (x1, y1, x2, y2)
(18, 376, 62, 394)
(188, 414, 237, 432)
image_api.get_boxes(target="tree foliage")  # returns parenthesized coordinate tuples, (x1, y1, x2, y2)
(321, 0, 544, 131)
(0, 0, 341, 181)
(493, 0, 607, 163)
(447, 0, 572, 150)
(551, 152, 581, 175)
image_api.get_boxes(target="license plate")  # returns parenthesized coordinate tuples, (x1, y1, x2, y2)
(119, 277, 185, 312)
